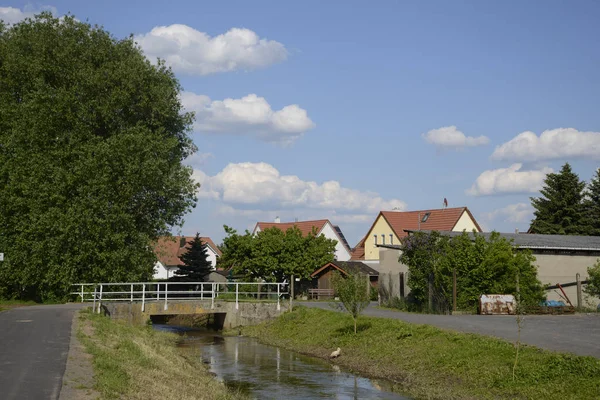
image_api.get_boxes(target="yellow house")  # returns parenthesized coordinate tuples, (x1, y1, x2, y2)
(352, 207, 482, 261)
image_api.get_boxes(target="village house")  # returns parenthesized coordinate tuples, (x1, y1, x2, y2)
(153, 236, 222, 280)
(253, 218, 352, 261)
(351, 207, 482, 264)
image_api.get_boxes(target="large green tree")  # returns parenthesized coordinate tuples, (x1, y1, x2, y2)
(219, 225, 336, 282)
(399, 231, 545, 312)
(173, 234, 213, 282)
(583, 168, 600, 236)
(0, 14, 198, 301)
(529, 163, 586, 235)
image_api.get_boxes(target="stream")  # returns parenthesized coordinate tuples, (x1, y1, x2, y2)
(154, 325, 410, 399)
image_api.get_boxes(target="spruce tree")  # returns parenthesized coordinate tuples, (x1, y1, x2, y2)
(174, 234, 213, 282)
(529, 163, 586, 235)
(583, 168, 600, 236)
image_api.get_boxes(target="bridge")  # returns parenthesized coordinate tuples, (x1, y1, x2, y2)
(72, 281, 290, 329)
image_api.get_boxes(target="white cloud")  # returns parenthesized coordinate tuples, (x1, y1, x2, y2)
(135, 25, 288, 75)
(492, 128, 600, 162)
(423, 126, 489, 149)
(181, 92, 315, 144)
(466, 164, 553, 196)
(484, 203, 533, 224)
(0, 5, 57, 24)
(194, 162, 406, 215)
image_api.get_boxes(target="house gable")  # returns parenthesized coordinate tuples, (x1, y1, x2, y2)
(358, 207, 482, 261)
(253, 219, 352, 261)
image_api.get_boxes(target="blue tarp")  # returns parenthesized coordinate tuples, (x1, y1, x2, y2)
(540, 300, 566, 307)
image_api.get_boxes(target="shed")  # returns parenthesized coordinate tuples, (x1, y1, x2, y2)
(311, 261, 379, 294)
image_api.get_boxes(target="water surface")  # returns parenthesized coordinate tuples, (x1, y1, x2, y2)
(155, 324, 410, 400)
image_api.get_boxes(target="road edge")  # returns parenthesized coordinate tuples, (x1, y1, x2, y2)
(58, 308, 99, 400)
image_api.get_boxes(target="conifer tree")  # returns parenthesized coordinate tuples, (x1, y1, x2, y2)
(174, 234, 213, 282)
(529, 163, 586, 234)
(583, 168, 600, 236)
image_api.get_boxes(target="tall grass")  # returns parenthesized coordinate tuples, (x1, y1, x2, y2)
(78, 309, 246, 400)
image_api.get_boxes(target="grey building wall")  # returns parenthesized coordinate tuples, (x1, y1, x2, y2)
(534, 252, 599, 308)
(377, 247, 410, 301)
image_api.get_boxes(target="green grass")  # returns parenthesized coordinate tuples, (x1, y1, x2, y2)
(78, 309, 246, 400)
(0, 300, 37, 312)
(243, 306, 600, 400)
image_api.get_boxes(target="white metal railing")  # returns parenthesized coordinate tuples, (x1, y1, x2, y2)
(71, 281, 288, 314)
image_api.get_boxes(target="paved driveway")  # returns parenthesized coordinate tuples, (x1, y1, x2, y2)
(303, 302, 600, 358)
(0, 303, 85, 400)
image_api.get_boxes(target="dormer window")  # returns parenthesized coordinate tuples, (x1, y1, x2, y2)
(421, 212, 430, 223)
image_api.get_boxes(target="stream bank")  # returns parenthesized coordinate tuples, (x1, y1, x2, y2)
(242, 306, 600, 400)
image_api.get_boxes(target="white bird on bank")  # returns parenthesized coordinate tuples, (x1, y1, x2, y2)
(330, 347, 341, 358)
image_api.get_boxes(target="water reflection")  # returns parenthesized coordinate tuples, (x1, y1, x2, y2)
(154, 324, 409, 400)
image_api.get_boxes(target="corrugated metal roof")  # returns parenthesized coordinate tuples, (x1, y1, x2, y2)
(406, 230, 600, 251)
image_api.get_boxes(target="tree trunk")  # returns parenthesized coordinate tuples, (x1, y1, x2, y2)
(354, 317, 357, 334)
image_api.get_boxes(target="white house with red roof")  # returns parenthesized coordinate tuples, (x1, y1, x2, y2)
(252, 218, 352, 261)
(153, 236, 222, 280)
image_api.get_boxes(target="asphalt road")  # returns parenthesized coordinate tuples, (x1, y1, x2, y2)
(0, 303, 85, 400)
(304, 302, 600, 358)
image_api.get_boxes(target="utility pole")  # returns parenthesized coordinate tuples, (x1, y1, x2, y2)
(452, 269, 457, 314)
(290, 274, 294, 311)
(576, 273, 582, 309)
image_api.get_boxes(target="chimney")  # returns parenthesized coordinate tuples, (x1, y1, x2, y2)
(179, 237, 187, 247)
(274, 216, 280, 223)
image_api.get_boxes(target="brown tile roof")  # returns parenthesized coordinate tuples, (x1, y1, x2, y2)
(380, 207, 481, 239)
(256, 219, 329, 236)
(154, 236, 222, 267)
(350, 207, 481, 260)
(350, 236, 366, 260)
(311, 261, 379, 278)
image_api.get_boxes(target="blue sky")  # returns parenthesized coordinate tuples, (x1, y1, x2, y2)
(3, 1, 600, 245)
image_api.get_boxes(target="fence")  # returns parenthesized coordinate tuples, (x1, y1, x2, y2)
(71, 281, 288, 312)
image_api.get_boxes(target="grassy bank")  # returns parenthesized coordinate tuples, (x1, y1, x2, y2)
(78, 309, 245, 400)
(243, 307, 600, 400)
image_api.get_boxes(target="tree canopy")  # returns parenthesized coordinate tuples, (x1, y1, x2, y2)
(218, 225, 336, 282)
(173, 234, 213, 282)
(583, 169, 600, 236)
(0, 14, 198, 301)
(399, 231, 545, 312)
(529, 163, 586, 235)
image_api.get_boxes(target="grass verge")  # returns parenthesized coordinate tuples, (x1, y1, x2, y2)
(0, 299, 37, 312)
(243, 306, 600, 400)
(78, 309, 246, 400)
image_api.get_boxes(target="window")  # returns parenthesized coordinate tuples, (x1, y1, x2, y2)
(381, 234, 385, 245)
(374, 234, 378, 245)
(390, 234, 393, 245)
(421, 212, 430, 223)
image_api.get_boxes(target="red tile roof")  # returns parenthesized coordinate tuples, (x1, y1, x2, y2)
(256, 219, 329, 236)
(154, 236, 222, 267)
(380, 207, 481, 239)
(350, 236, 366, 260)
(350, 207, 481, 260)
